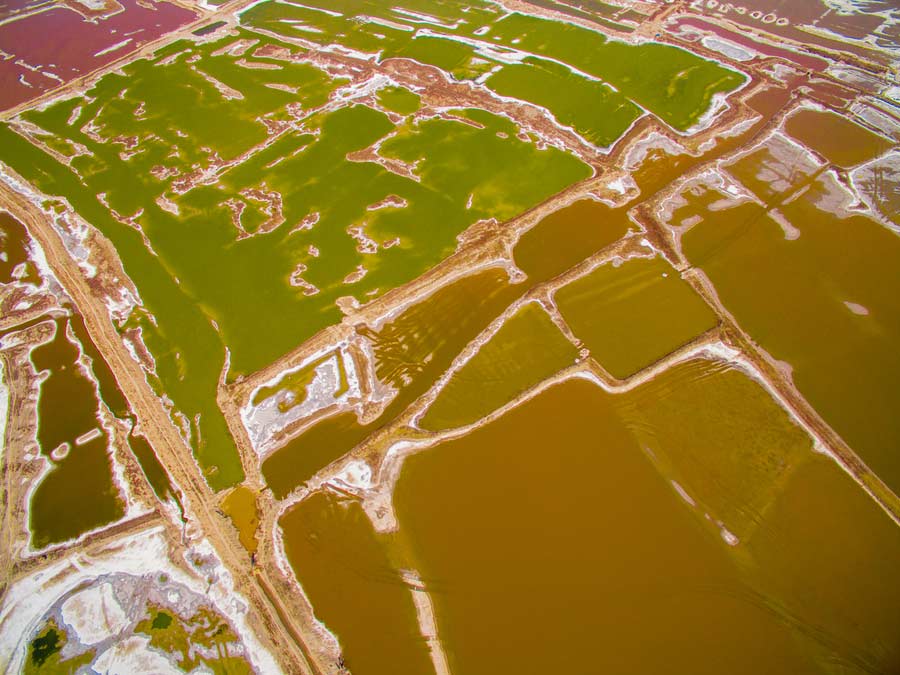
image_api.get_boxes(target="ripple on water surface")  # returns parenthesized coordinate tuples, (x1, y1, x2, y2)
(389, 367, 900, 674)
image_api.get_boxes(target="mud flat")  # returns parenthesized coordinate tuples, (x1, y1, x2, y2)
(0, 523, 279, 675)
(669, 15, 829, 72)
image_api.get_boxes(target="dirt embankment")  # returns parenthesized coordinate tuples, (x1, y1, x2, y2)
(239, 59, 900, 567)
(0, 184, 331, 674)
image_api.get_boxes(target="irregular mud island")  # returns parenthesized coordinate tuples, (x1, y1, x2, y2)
(1, 0, 900, 673)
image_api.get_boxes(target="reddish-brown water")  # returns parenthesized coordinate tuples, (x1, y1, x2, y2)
(670, 16, 828, 72)
(393, 374, 900, 674)
(784, 108, 890, 169)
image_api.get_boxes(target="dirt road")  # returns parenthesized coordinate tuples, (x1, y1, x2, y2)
(0, 184, 326, 675)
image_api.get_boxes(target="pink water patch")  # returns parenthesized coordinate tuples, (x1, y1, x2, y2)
(0, 0, 196, 111)
(0, 0, 49, 21)
(669, 16, 828, 73)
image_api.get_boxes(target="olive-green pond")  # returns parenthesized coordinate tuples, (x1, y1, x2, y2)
(65, 311, 175, 500)
(281, 363, 900, 675)
(0, 0, 748, 494)
(2, 215, 169, 533)
(243, 0, 744, 133)
(555, 255, 718, 379)
(0, 211, 40, 285)
(29, 318, 124, 548)
(418, 301, 578, 431)
(0, 25, 588, 489)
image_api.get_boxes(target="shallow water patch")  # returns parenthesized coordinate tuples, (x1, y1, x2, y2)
(554, 255, 718, 379)
(784, 108, 889, 169)
(279, 491, 432, 675)
(262, 269, 522, 498)
(29, 318, 124, 548)
(395, 378, 835, 674)
(221, 485, 260, 555)
(513, 199, 631, 284)
(418, 301, 578, 430)
(682, 177, 900, 493)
